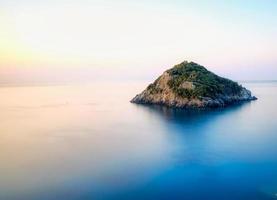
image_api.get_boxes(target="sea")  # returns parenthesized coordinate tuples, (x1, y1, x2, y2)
(0, 81, 276, 200)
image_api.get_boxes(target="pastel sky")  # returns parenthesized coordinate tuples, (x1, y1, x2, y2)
(0, 0, 276, 84)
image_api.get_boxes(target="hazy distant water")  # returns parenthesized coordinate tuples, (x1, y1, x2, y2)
(0, 82, 276, 200)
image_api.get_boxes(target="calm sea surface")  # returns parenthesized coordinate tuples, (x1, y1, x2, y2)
(0, 82, 276, 200)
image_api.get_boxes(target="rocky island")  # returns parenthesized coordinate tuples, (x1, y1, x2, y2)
(131, 61, 257, 108)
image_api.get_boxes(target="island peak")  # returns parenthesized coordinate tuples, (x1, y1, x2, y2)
(131, 61, 257, 108)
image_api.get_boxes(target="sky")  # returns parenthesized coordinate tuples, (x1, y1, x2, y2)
(0, 0, 276, 84)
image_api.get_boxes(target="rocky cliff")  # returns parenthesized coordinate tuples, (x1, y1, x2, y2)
(131, 61, 257, 108)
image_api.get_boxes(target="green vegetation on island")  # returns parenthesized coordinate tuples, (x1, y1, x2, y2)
(165, 61, 242, 99)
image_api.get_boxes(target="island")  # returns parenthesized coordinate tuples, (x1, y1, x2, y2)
(131, 61, 257, 108)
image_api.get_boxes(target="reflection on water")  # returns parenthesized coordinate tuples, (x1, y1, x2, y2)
(136, 102, 251, 125)
(0, 82, 276, 200)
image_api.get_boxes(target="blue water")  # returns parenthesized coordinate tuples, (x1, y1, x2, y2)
(0, 82, 276, 200)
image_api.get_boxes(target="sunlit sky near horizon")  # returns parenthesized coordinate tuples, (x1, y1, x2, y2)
(0, 0, 276, 84)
